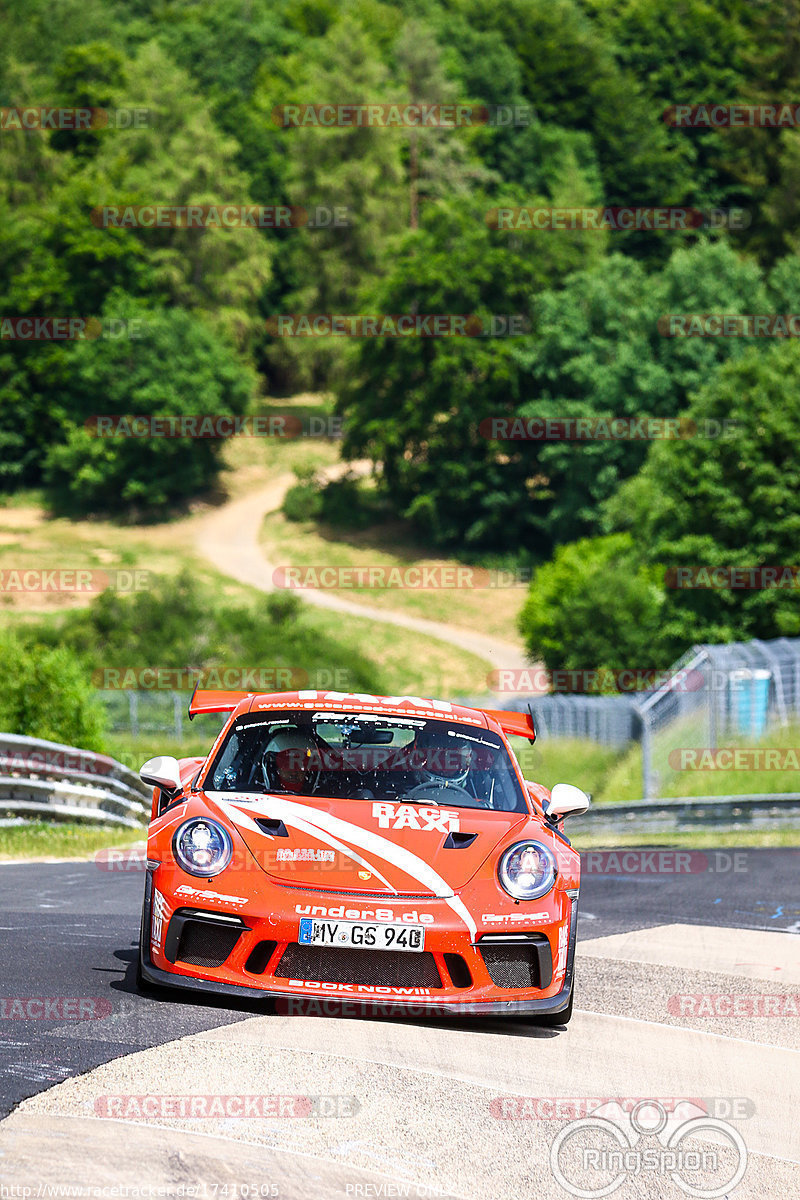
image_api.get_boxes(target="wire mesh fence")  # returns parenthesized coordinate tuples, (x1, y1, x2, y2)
(636, 637, 800, 798)
(99, 636, 800, 800)
(497, 694, 640, 748)
(498, 636, 800, 798)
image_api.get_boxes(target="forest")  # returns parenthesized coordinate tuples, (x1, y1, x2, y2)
(3, 0, 800, 674)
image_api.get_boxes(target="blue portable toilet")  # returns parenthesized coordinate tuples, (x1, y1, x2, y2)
(728, 668, 771, 736)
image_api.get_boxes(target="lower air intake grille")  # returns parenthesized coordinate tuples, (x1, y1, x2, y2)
(245, 940, 277, 975)
(480, 939, 552, 989)
(176, 921, 242, 968)
(275, 944, 442, 988)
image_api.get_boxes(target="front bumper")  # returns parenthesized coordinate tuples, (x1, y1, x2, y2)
(139, 870, 579, 1018)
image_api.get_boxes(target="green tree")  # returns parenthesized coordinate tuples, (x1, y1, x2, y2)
(0, 635, 106, 751)
(44, 301, 255, 516)
(507, 240, 768, 548)
(608, 339, 800, 646)
(517, 534, 668, 672)
(338, 191, 604, 549)
(258, 16, 407, 388)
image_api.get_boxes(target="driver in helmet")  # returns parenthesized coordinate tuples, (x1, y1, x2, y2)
(411, 727, 473, 790)
(262, 729, 320, 794)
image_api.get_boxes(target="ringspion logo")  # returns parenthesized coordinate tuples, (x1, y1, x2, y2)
(550, 1100, 747, 1198)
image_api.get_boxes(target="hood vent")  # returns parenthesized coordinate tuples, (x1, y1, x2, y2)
(256, 817, 289, 837)
(443, 830, 478, 849)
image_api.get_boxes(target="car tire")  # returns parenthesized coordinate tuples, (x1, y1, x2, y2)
(135, 900, 158, 994)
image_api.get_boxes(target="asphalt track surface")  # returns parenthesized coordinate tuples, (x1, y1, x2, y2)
(1, 850, 798, 1198)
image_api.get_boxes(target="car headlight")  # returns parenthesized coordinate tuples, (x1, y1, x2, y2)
(173, 818, 232, 878)
(498, 841, 557, 900)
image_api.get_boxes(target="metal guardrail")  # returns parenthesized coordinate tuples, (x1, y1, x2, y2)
(0, 733, 150, 828)
(570, 793, 800, 834)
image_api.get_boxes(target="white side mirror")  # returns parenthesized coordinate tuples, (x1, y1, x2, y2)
(140, 755, 183, 794)
(548, 782, 591, 820)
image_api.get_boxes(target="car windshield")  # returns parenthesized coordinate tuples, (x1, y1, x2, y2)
(205, 711, 528, 812)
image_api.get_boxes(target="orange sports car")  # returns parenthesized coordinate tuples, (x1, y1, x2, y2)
(137, 689, 589, 1022)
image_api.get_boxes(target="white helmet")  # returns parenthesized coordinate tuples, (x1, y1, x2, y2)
(413, 729, 472, 788)
(262, 729, 318, 794)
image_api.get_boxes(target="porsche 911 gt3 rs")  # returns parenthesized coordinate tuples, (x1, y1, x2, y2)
(137, 689, 590, 1022)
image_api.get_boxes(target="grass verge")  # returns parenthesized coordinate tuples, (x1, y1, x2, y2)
(260, 504, 526, 644)
(0, 821, 144, 861)
(515, 738, 628, 799)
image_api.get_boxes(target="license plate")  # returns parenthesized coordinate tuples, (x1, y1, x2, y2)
(298, 918, 424, 952)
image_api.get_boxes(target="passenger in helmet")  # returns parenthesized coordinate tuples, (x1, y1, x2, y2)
(262, 729, 319, 794)
(411, 727, 473, 789)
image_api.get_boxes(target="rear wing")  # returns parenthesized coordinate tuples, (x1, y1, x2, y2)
(188, 687, 250, 720)
(480, 708, 536, 744)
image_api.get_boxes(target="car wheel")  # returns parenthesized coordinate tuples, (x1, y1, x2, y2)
(135, 900, 158, 994)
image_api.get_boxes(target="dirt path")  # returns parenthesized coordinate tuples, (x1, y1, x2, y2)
(194, 464, 532, 675)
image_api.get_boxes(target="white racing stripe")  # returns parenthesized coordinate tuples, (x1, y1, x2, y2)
(213, 797, 399, 894)
(210, 793, 477, 939)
